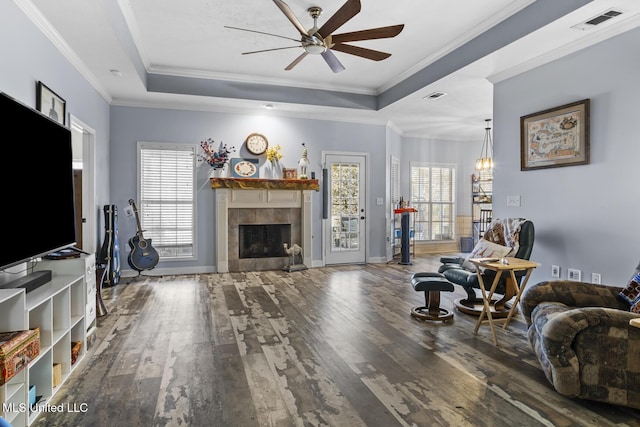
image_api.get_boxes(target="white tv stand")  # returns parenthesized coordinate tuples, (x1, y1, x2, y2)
(0, 253, 94, 426)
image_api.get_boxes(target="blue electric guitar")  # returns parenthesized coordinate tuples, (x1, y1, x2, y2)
(127, 199, 159, 272)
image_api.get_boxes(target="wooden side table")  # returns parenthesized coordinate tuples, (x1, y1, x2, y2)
(468, 257, 538, 345)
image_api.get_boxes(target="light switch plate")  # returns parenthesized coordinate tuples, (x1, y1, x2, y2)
(376, 197, 383, 206)
(568, 268, 581, 281)
(124, 206, 134, 218)
(507, 195, 521, 207)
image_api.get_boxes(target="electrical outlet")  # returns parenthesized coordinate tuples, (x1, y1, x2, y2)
(568, 268, 582, 281)
(551, 265, 560, 278)
(591, 273, 601, 284)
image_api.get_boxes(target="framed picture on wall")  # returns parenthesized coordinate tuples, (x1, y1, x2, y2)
(520, 98, 590, 171)
(36, 81, 66, 126)
(283, 168, 297, 179)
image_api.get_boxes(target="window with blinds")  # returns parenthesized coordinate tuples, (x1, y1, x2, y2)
(138, 142, 196, 259)
(390, 156, 400, 207)
(410, 163, 456, 241)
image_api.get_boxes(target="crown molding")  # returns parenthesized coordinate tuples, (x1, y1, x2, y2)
(15, 0, 112, 103)
(489, 12, 640, 84)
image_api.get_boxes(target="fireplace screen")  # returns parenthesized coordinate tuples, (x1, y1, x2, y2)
(239, 224, 291, 259)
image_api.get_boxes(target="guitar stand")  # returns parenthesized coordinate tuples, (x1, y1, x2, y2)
(122, 270, 161, 284)
(96, 265, 108, 317)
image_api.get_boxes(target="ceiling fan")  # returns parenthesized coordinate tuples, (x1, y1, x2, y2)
(225, 0, 404, 73)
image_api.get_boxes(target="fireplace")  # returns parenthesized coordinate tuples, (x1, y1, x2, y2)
(228, 207, 300, 271)
(212, 182, 316, 273)
(239, 224, 291, 259)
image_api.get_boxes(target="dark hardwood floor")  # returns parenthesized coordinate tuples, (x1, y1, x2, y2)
(34, 255, 640, 426)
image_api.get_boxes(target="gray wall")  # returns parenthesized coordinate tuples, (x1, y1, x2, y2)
(0, 1, 111, 253)
(493, 26, 640, 286)
(110, 106, 389, 271)
(6, 0, 639, 281)
(399, 136, 478, 217)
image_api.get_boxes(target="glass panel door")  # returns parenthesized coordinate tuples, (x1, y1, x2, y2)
(324, 154, 366, 264)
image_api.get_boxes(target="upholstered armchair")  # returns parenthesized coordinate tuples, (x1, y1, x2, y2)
(438, 218, 535, 317)
(520, 274, 640, 410)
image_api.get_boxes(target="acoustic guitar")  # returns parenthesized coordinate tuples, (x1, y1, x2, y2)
(99, 204, 121, 287)
(127, 199, 159, 272)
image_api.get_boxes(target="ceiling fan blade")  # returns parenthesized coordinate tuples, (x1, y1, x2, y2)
(285, 52, 308, 70)
(331, 43, 391, 61)
(317, 0, 361, 38)
(242, 46, 302, 55)
(224, 26, 301, 43)
(321, 50, 346, 73)
(330, 24, 404, 43)
(273, 0, 309, 36)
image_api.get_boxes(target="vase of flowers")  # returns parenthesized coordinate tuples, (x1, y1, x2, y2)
(265, 144, 283, 179)
(198, 138, 235, 178)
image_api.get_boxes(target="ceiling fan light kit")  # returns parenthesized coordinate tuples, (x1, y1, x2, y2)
(226, 0, 404, 73)
(302, 37, 327, 55)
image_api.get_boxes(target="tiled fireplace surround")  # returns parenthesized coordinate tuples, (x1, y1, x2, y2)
(213, 186, 313, 272)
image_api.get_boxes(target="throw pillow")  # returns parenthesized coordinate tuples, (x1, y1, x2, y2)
(619, 272, 640, 307)
(462, 239, 512, 270)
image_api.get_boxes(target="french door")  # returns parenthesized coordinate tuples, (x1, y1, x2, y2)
(324, 153, 366, 265)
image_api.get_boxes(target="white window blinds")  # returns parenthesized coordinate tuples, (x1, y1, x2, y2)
(138, 142, 196, 259)
(391, 156, 400, 206)
(410, 163, 456, 241)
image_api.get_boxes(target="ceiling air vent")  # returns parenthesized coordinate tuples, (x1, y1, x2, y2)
(571, 9, 622, 31)
(423, 91, 447, 100)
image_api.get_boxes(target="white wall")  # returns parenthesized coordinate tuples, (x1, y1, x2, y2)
(493, 26, 640, 286)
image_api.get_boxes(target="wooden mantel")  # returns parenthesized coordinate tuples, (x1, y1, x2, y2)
(210, 177, 319, 191)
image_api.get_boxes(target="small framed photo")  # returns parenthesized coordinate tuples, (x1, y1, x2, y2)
(231, 158, 259, 178)
(36, 81, 66, 125)
(520, 99, 590, 171)
(283, 168, 297, 179)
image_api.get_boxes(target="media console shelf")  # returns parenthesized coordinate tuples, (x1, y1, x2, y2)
(35, 255, 96, 338)
(0, 256, 91, 426)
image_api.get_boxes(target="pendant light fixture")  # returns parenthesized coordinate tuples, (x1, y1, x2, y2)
(475, 119, 493, 171)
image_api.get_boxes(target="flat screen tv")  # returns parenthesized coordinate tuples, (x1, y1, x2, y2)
(0, 92, 76, 286)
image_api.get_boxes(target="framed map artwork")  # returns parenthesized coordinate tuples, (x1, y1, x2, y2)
(520, 99, 590, 171)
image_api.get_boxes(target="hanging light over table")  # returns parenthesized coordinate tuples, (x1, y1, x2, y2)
(475, 119, 493, 171)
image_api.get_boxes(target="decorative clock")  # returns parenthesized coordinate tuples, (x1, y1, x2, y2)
(245, 132, 268, 155)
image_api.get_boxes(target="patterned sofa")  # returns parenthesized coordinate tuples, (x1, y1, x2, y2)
(521, 269, 640, 409)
